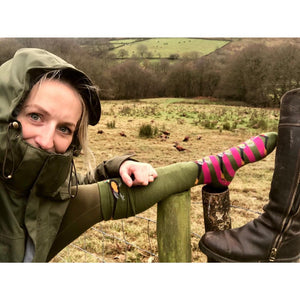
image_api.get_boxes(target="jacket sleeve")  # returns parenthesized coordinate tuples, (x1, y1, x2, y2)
(76, 154, 137, 185)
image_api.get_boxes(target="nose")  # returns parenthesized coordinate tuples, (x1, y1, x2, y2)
(34, 126, 55, 152)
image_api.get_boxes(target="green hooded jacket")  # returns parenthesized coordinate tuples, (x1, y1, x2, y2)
(0, 48, 131, 262)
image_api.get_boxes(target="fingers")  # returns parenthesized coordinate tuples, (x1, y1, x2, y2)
(121, 172, 134, 187)
(131, 165, 153, 186)
(147, 168, 158, 182)
(134, 168, 157, 186)
(119, 161, 158, 187)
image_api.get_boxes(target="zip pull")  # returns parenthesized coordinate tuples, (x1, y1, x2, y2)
(269, 248, 277, 262)
(2, 121, 20, 179)
(68, 159, 78, 198)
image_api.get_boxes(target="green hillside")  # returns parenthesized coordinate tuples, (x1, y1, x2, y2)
(109, 38, 230, 59)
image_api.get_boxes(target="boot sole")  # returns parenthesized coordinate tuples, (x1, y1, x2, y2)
(199, 239, 236, 262)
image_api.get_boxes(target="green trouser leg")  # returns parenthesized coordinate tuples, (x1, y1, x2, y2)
(99, 162, 198, 220)
(47, 184, 103, 261)
(47, 162, 198, 260)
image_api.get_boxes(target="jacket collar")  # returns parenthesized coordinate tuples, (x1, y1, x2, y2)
(0, 121, 73, 200)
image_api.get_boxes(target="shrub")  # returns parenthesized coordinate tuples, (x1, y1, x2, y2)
(202, 120, 217, 129)
(119, 105, 133, 116)
(138, 124, 158, 138)
(256, 119, 268, 130)
(249, 118, 269, 130)
(223, 122, 231, 131)
(106, 120, 116, 128)
(223, 121, 237, 131)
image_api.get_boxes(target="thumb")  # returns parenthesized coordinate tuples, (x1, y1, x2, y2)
(120, 172, 133, 187)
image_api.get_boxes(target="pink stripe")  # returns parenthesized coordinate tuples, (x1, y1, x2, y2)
(222, 154, 236, 177)
(210, 156, 231, 186)
(251, 136, 266, 158)
(202, 160, 211, 184)
(230, 147, 243, 167)
(243, 143, 256, 162)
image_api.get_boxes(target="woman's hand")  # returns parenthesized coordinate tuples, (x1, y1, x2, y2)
(119, 160, 158, 187)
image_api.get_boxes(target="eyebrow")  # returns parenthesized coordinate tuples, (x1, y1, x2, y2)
(23, 104, 77, 129)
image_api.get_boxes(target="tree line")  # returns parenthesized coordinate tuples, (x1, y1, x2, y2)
(1, 38, 300, 107)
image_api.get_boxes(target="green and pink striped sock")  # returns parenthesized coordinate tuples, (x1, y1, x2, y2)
(194, 132, 278, 189)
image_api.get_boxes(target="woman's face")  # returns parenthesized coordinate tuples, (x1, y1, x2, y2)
(17, 79, 83, 154)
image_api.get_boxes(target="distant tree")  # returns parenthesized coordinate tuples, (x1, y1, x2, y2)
(131, 53, 138, 59)
(168, 53, 180, 60)
(165, 61, 200, 97)
(216, 42, 300, 107)
(160, 59, 170, 74)
(239, 44, 269, 106)
(107, 52, 117, 60)
(182, 51, 199, 60)
(215, 43, 270, 106)
(118, 48, 128, 58)
(194, 57, 220, 96)
(136, 44, 148, 58)
(152, 59, 170, 74)
(146, 51, 153, 59)
(109, 60, 157, 99)
(265, 44, 300, 105)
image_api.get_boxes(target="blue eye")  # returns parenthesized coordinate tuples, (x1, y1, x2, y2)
(59, 126, 72, 134)
(30, 113, 41, 121)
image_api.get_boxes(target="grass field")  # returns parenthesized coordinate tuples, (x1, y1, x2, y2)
(110, 38, 229, 58)
(51, 98, 279, 263)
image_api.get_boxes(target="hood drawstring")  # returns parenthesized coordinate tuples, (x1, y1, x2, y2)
(68, 159, 78, 198)
(2, 121, 19, 179)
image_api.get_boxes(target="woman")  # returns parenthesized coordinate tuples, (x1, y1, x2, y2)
(0, 48, 277, 262)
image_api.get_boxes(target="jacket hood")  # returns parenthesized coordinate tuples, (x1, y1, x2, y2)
(0, 48, 95, 195)
(0, 48, 101, 125)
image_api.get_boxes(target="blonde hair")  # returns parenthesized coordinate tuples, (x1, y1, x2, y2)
(32, 70, 96, 175)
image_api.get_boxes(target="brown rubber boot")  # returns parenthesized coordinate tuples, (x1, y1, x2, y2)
(199, 88, 300, 262)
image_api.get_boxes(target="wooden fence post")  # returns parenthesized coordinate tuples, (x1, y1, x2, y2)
(157, 190, 191, 262)
(201, 185, 231, 262)
(202, 185, 231, 232)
